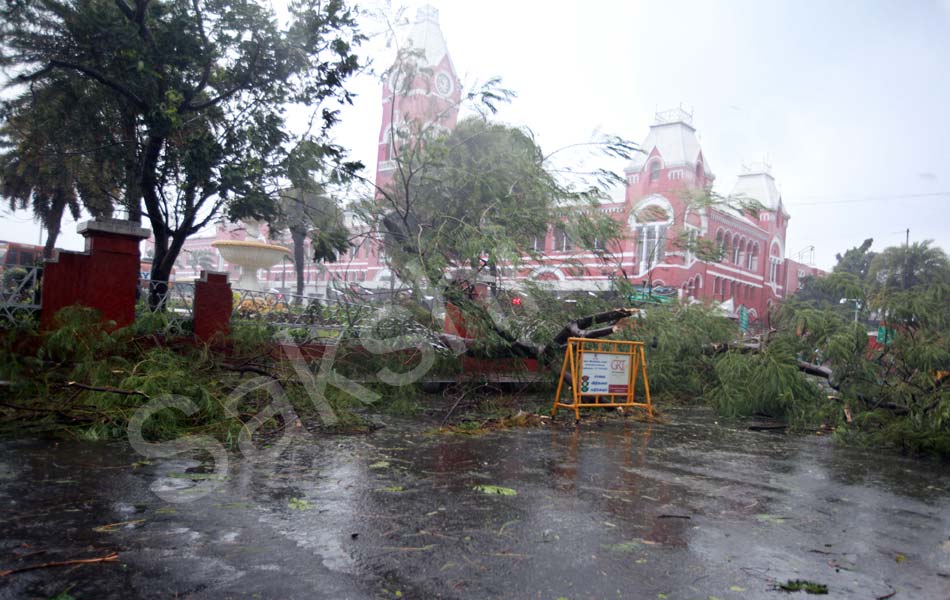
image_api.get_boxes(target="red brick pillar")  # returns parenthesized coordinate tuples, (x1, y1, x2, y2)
(193, 270, 232, 341)
(41, 219, 150, 329)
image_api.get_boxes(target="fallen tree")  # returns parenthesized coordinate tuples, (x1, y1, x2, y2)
(437, 303, 641, 368)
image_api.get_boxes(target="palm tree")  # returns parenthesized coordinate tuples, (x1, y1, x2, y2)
(868, 241, 950, 292)
(0, 78, 117, 257)
(276, 186, 350, 297)
(186, 249, 217, 274)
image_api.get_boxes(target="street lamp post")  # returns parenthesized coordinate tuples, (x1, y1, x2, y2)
(281, 254, 287, 295)
(839, 298, 861, 323)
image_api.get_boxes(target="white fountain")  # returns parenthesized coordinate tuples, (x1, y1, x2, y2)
(212, 224, 290, 291)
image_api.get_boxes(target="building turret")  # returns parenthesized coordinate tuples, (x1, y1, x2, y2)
(730, 161, 789, 238)
(624, 108, 714, 205)
(376, 5, 462, 188)
(730, 161, 790, 295)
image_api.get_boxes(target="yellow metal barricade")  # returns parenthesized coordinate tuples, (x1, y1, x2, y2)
(551, 337, 653, 421)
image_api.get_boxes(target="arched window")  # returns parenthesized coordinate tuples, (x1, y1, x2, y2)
(768, 241, 783, 284)
(632, 200, 672, 274)
(749, 243, 760, 271)
(732, 235, 741, 264)
(723, 235, 732, 264)
(553, 226, 572, 252)
(649, 160, 661, 182)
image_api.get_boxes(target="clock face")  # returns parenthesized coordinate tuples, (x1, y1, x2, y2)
(435, 72, 453, 97)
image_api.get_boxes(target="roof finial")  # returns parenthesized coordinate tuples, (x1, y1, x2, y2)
(416, 4, 439, 24)
(740, 157, 772, 175)
(654, 106, 693, 126)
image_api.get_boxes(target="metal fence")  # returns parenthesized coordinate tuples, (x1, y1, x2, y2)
(136, 279, 195, 336)
(229, 287, 450, 348)
(0, 264, 42, 325)
(231, 287, 382, 342)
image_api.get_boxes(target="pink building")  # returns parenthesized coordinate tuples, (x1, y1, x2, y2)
(160, 4, 821, 321)
(556, 106, 824, 324)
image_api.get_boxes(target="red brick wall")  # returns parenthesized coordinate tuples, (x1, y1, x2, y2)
(41, 223, 147, 329)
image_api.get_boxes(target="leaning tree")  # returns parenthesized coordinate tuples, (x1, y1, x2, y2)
(355, 111, 644, 362)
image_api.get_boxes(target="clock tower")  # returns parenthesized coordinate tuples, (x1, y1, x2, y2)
(375, 5, 462, 190)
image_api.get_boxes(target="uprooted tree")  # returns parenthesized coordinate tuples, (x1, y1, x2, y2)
(354, 83, 640, 361)
(705, 238, 950, 454)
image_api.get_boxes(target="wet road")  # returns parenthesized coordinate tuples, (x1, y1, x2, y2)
(2, 408, 949, 599)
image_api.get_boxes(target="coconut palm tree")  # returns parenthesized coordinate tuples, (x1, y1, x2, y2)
(868, 241, 950, 292)
(276, 186, 350, 298)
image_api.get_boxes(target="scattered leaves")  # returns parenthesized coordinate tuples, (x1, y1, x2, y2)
(603, 541, 640, 553)
(755, 513, 787, 524)
(472, 485, 517, 496)
(778, 580, 828, 594)
(288, 498, 312, 510)
(93, 519, 145, 533)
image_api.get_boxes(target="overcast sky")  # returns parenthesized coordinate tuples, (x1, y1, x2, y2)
(3, 0, 948, 270)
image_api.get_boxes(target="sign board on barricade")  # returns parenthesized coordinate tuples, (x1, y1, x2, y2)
(552, 337, 653, 421)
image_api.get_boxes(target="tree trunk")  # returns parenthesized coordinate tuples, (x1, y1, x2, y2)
(147, 226, 191, 309)
(121, 109, 142, 223)
(42, 197, 66, 260)
(439, 304, 640, 365)
(292, 227, 306, 300)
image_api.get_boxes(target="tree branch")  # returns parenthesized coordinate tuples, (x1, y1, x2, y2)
(37, 60, 147, 109)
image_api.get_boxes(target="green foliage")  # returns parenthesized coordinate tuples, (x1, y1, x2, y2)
(275, 185, 350, 295)
(618, 303, 735, 402)
(0, 74, 116, 254)
(778, 580, 828, 594)
(1, 0, 365, 284)
(376, 116, 622, 285)
(0, 306, 389, 441)
(365, 102, 634, 298)
(710, 339, 823, 422)
(781, 239, 950, 456)
(834, 238, 876, 279)
(868, 240, 949, 293)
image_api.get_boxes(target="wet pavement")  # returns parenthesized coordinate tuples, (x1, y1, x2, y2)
(1, 408, 949, 599)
